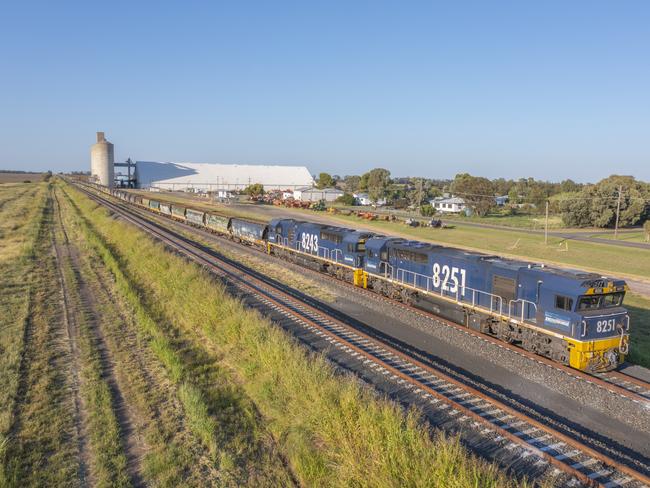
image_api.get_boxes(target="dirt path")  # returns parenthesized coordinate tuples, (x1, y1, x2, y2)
(51, 194, 92, 486)
(52, 188, 146, 487)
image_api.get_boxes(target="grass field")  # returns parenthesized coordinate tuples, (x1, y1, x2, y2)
(589, 231, 649, 243)
(63, 181, 529, 486)
(625, 294, 650, 369)
(0, 172, 44, 183)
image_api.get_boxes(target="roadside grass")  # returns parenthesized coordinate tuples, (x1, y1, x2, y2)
(626, 294, 650, 369)
(61, 184, 293, 486)
(0, 184, 48, 485)
(589, 231, 648, 243)
(66, 182, 530, 487)
(2, 186, 81, 486)
(426, 212, 565, 230)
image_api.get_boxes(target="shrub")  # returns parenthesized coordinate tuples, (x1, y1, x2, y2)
(336, 193, 356, 206)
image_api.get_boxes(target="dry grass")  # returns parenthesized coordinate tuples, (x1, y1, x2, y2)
(0, 172, 44, 183)
(65, 181, 530, 487)
(0, 183, 48, 485)
(1, 185, 81, 486)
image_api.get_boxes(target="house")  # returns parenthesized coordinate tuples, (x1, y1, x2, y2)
(495, 195, 509, 206)
(293, 187, 344, 202)
(353, 192, 387, 206)
(430, 196, 466, 213)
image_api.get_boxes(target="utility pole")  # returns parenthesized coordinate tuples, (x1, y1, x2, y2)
(545, 200, 549, 245)
(614, 185, 623, 239)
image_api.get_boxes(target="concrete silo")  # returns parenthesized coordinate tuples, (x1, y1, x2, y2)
(90, 131, 114, 187)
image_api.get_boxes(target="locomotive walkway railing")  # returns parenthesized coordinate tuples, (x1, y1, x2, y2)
(390, 266, 538, 325)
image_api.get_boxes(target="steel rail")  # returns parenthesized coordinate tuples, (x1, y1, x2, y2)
(599, 371, 650, 401)
(76, 183, 650, 488)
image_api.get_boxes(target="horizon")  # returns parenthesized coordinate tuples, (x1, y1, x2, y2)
(1, 1, 649, 182)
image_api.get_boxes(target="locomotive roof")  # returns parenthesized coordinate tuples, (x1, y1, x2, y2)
(386, 239, 608, 281)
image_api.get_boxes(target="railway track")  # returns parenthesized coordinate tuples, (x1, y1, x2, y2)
(598, 372, 650, 403)
(75, 183, 650, 488)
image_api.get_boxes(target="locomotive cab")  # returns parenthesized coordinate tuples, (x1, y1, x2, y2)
(531, 270, 629, 372)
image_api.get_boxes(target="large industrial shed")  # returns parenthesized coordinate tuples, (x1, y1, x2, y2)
(134, 161, 314, 191)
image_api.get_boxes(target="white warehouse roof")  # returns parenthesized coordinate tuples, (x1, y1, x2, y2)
(135, 161, 314, 191)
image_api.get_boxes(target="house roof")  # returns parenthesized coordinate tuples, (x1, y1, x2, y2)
(431, 196, 466, 204)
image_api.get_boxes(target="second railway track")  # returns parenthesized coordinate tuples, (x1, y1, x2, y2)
(75, 183, 650, 487)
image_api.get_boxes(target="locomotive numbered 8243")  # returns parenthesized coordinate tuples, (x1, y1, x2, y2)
(105, 187, 631, 373)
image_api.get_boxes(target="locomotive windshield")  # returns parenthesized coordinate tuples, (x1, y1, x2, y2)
(577, 292, 624, 311)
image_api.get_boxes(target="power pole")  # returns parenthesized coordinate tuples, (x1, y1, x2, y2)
(545, 200, 549, 245)
(614, 185, 623, 239)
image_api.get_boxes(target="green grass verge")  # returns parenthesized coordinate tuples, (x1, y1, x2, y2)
(61, 183, 292, 485)
(65, 182, 529, 487)
(626, 294, 650, 369)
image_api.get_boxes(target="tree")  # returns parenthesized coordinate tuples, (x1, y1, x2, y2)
(420, 203, 435, 217)
(407, 177, 426, 207)
(243, 183, 265, 198)
(364, 168, 391, 203)
(560, 175, 650, 228)
(342, 175, 361, 194)
(336, 193, 356, 206)
(644, 220, 650, 242)
(450, 173, 495, 217)
(316, 172, 335, 189)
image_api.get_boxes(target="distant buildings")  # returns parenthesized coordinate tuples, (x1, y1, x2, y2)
(134, 161, 314, 192)
(353, 192, 387, 206)
(495, 195, 509, 206)
(292, 187, 344, 202)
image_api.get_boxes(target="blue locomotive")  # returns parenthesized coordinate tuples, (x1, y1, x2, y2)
(267, 218, 630, 372)
(105, 187, 631, 373)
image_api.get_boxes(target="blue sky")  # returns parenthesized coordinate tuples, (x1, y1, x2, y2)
(1, 1, 648, 182)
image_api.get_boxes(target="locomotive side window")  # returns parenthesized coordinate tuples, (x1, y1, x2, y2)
(555, 295, 573, 311)
(395, 249, 428, 264)
(356, 241, 366, 252)
(320, 231, 343, 244)
(380, 250, 388, 261)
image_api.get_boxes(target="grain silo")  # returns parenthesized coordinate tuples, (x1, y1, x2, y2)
(90, 132, 114, 187)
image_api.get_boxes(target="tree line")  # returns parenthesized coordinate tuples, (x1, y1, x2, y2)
(313, 170, 649, 228)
